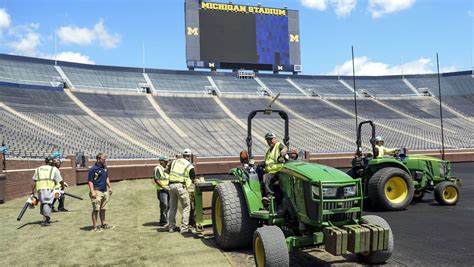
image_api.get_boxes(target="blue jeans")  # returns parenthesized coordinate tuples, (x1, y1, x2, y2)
(52, 193, 65, 210)
(157, 190, 169, 224)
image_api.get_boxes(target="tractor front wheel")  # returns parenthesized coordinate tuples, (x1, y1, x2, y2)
(368, 167, 414, 211)
(434, 181, 460, 206)
(253, 226, 289, 267)
(212, 182, 257, 250)
(357, 215, 394, 264)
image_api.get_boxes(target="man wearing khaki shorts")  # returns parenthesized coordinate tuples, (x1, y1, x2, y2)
(88, 152, 114, 232)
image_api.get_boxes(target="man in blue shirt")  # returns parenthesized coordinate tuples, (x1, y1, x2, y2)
(88, 152, 114, 232)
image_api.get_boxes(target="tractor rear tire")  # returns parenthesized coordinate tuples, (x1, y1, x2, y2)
(434, 181, 460, 206)
(357, 215, 394, 264)
(212, 182, 257, 250)
(368, 167, 414, 211)
(253, 226, 289, 267)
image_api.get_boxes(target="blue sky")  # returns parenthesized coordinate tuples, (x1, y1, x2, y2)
(0, 0, 472, 75)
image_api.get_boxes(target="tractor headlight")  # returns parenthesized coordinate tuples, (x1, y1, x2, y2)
(439, 162, 447, 178)
(322, 187, 338, 197)
(312, 186, 320, 197)
(344, 185, 357, 197)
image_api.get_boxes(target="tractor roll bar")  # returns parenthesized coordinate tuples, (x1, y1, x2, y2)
(356, 120, 376, 157)
(246, 110, 289, 159)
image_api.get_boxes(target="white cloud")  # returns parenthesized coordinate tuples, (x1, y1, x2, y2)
(9, 32, 41, 56)
(301, 0, 356, 17)
(368, 0, 415, 18)
(93, 20, 120, 48)
(57, 19, 120, 48)
(0, 8, 11, 29)
(7, 24, 42, 56)
(329, 56, 438, 76)
(57, 25, 95, 45)
(300, 0, 328, 11)
(330, 0, 357, 17)
(52, 51, 94, 64)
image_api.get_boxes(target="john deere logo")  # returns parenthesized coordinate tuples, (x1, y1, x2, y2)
(208, 63, 215, 68)
(187, 27, 199, 36)
(290, 34, 299, 42)
(277, 66, 283, 71)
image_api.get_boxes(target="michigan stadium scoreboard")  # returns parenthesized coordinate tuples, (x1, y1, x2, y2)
(185, 0, 301, 73)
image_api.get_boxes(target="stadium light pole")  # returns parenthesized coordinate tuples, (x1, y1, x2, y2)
(142, 41, 146, 73)
(54, 32, 57, 66)
(351, 46, 359, 138)
(436, 53, 445, 160)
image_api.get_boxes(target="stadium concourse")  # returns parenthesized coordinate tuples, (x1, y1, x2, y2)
(0, 53, 473, 160)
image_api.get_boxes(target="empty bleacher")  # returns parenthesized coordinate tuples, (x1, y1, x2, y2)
(258, 76, 304, 95)
(1, 54, 473, 158)
(148, 72, 211, 93)
(290, 76, 352, 96)
(61, 65, 146, 91)
(343, 76, 415, 96)
(0, 54, 61, 87)
(212, 75, 260, 95)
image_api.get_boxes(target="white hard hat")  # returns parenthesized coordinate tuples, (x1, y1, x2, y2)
(183, 148, 192, 156)
(375, 136, 384, 142)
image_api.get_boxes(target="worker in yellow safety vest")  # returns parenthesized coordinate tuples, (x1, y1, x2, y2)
(154, 155, 170, 226)
(166, 149, 195, 234)
(263, 132, 288, 197)
(31, 157, 66, 226)
(51, 158, 68, 212)
(374, 136, 397, 158)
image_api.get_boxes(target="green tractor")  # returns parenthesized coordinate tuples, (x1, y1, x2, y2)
(347, 120, 462, 211)
(210, 108, 394, 266)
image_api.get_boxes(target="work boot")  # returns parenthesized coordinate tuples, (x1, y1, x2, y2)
(101, 224, 115, 230)
(167, 226, 178, 233)
(41, 221, 51, 227)
(262, 196, 270, 208)
(58, 208, 69, 212)
(91, 226, 103, 232)
(159, 221, 167, 227)
(180, 227, 190, 234)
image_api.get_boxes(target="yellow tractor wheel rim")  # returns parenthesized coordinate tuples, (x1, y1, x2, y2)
(384, 176, 408, 204)
(215, 195, 222, 236)
(442, 187, 458, 204)
(254, 235, 265, 267)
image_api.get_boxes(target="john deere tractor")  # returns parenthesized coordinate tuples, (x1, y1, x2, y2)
(210, 105, 394, 266)
(347, 120, 462, 211)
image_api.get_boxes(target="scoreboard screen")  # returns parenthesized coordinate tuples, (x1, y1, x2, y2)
(185, 0, 301, 73)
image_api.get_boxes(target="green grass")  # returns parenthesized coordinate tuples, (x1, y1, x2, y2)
(0, 179, 230, 266)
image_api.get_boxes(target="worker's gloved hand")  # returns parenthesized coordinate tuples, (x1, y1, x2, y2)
(163, 186, 170, 191)
(277, 155, 288, 163)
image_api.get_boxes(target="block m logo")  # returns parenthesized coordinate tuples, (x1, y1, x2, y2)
(208, 63, 215, 68)
(290, 34, 299, 42)
(187, 27, 199, 36)
(277, 66, 283, 71)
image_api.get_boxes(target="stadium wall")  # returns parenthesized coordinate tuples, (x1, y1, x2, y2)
(1, 150, 473, 202)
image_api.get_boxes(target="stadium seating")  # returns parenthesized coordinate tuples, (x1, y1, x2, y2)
(0, 55, 61, 87)
(289, 76, 353, 95)
(342, 76, 415, 95)
(212, 76, 260, 95)
(1, 54, 473, 158)
(61, 66, 147, 91)
(148, 72, 211, 93)
(257, 76, 304, 95)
